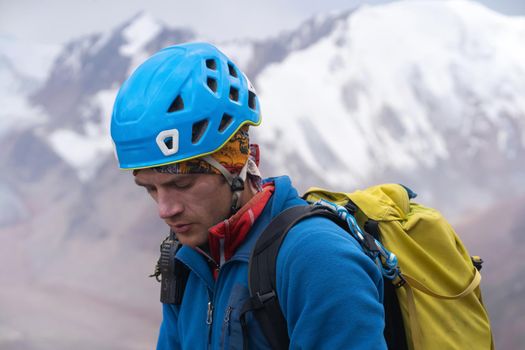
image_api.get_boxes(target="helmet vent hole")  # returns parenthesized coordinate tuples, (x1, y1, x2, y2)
(163, 137, 174, 150)
(229, 87, 239, 102)
(192, 119, 209, 144)
(167, 95, 184, 113)
(207, 77, 218, 93)
(228, 63, 238, 78)
(206, 59, 217, 70)
(219, 113, 233, 132)
(248, 91, 256, 110)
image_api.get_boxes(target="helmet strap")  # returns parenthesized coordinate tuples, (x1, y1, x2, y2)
(202, 156, 249, 215)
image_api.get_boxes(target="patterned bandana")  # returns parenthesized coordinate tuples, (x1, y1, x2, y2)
(153, 125, 259, 175)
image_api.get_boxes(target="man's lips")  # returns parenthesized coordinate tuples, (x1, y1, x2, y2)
(170, 223, 192, 233)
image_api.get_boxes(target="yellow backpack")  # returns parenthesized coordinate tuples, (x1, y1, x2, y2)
(304, 184, 494, 350)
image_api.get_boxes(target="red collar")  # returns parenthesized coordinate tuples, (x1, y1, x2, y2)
(208, 184, 274, 272)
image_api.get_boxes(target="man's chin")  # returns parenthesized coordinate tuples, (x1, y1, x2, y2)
(174, 229, 207, 248)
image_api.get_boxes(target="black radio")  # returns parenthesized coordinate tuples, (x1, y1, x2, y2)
(151, 231, 189, 304)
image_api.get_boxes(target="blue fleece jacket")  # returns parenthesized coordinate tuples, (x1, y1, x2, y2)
(156, 176, 386, 349)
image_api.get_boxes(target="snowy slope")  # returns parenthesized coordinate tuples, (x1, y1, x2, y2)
(256, 0, 525, 188)
(0, 36, 60, 81)
(46, 88, 117, 180)
(0, 36, 60, 137)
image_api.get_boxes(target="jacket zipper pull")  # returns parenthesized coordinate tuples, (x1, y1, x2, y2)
(224, 306, 233, 322)
(224, 306, 233, 336)
(207, 301, 214, 325)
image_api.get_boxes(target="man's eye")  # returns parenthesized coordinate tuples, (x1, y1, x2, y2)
(173, 181, 191, 189)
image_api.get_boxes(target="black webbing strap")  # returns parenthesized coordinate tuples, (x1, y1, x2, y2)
(382, 277, 408, 350)
(241, 205, 342, 350)
(364, 219, 408, 350)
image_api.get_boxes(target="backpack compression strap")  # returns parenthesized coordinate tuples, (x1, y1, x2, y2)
(239, 205, 344, 350)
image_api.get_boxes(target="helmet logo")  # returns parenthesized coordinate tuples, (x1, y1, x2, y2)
(156, 129, 180, 156)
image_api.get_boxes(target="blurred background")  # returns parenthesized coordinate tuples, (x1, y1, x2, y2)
(1, 0, 524, 349)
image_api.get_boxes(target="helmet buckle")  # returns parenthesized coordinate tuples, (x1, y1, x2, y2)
(231, 177, 245, 192)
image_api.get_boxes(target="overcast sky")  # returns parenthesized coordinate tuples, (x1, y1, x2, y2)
(1, 0, 524, 46)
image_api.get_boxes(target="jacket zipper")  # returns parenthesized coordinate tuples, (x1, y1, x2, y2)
(208, 238, 226, 348)
(205, 239, 237, 348)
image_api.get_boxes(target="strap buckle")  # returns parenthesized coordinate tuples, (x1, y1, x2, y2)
(393, 274, 407, 288)
(231, 176, 245, 191)
(256, 290, 276, 305)
(471, 256, 484, 271)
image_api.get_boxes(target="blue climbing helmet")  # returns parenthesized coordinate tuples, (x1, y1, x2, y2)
(111, 42, 261, 169)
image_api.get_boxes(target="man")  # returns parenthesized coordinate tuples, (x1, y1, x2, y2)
(111, 42, 386, 349)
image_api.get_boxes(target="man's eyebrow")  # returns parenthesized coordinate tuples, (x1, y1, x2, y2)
(162, 175, 193, 187)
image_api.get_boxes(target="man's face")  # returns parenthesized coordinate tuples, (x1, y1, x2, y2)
(134, 169, 232, 248)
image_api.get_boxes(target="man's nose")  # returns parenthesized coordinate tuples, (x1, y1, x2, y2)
(157, 191, 183, 219)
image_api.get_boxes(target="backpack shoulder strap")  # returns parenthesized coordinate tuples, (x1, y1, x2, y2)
(240, 205, 341, 350)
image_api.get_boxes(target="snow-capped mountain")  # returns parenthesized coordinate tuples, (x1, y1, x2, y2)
(8, 1, 522, 215)
(27, 12, 195, 180)
(256, 0, 525, 216)
(0, 36, 59, 137)
(1, 1, 524, 349)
